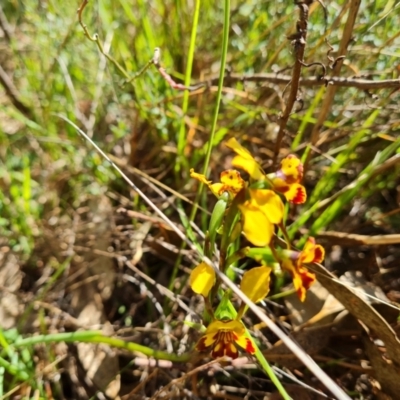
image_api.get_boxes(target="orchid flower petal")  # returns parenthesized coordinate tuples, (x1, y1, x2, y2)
(189, 262, 216, 297)
(240, 266, 271, 303)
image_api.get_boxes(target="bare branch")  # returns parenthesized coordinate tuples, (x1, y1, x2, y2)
(273, 0, 313, 166)
(77, 1, 190, 91)
(0, 64, 33, 119)
(77, 0, 133, 82)
(0, 5, 13, 42)
(152, 48, 192, 91)
(309, 0, 362, 147)
(315, 231, 400, 246)
(192, 73, 400, 90)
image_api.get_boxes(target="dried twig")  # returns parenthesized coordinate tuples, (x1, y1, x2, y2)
(0, 5, 12, 42)
(77, 0, 190, 91)
(309, 0, 362, 147)
(192, 73, 400, 91)
(151, 48, 192, 90)
(315, 231, 400, 246)
(273, 0, 314, 166)
(0, 64, 34, 119)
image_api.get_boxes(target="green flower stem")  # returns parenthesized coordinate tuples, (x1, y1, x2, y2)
(189, 0, 230, 222)
(278, 223, 292, 249)
(267, 288, 297, 300)
(225, 301, 291, 399)
(204, 297, 215, 320)
(224, 247, 250, 270)
(154, 0, 202, 290)
(13, 331, 190, 363)
(255, 347, 292, 400)
(176, 0, 201, 171)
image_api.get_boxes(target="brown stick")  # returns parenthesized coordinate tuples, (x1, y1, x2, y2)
(192, 73, 400, 91)
(0, 5, 12, 42)
(273, 1, 313, 166)
(0, 64, 33, 119)
(315, 231, 400, 246)
(309, 0, 362, 147)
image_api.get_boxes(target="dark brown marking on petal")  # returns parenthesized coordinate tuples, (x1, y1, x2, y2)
(211, 342, 225, 358)
(196, 336, 209, 352)
(225, 343, 239, 359)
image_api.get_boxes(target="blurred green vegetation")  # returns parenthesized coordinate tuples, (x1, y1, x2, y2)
(1, 0, 400, 255)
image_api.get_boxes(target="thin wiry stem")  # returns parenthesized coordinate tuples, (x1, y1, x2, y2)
(309, 0, 362, 148)
(78, 0, 191, 91)
(192, 73, 400, 90)
(176, 0, 201, 169)
(189, 0, 231, 222)
(0, 64, 33, 119)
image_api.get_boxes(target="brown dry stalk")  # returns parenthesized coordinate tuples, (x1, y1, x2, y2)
(193, 73, 400, 91)
(315, 231, 400, 246)
(0, 5, 12, 42)
(0, 64, 33, 119)
(309, 0, 362, 146)
(273, 0, 314, 166)
(149, 359, 220, 400)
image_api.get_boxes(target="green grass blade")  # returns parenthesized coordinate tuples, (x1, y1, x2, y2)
(176, 0, 201, 171)
(292, 86, 325, 150)
(308, 109, 380, 205)
(224, 300, 291, 399)
(309, 136, 400, 235)
(188, 0, 230, 230)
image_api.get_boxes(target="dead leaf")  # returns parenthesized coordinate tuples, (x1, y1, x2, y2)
(290, 271, 396, 331)
(285, 281, 344, 327)
(311, 263, 400, 366)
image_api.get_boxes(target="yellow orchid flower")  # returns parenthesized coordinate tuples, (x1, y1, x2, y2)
(280, 237, 325, 301)
(266, 154, 306, 204)
(189, 262, 216, 297)
(238, 189, 284, 246)
(226, 138, 307, 204)
(195, 266, 271, 359)
(190, 168, 245, 199)
(196, 319, 255, 359)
